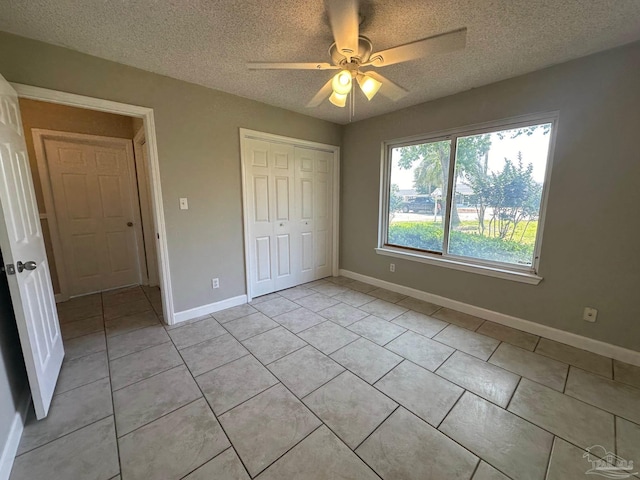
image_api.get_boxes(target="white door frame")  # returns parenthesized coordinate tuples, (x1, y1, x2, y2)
(239, 128, 340, 302)
(12, 83, 176, 324)
(32, 129, 146, 301)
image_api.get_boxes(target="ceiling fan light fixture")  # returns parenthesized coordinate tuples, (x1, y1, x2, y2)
(357, 73, 382, 100)
(329, 91, 348, 107)
(332, 70, 352, 95)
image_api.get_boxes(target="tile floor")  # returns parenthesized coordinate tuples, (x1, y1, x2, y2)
(9, 278, 640, 480)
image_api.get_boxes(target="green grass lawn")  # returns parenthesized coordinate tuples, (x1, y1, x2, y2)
(454, 220, 539, 245)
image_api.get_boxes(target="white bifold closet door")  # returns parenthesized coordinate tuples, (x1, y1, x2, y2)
(244, 138, 333, 297)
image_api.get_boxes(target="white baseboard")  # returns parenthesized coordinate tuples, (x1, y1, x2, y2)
(0, 391, 30, 480)
(172, 294, 248, 325)
(339, 269, 640, 367)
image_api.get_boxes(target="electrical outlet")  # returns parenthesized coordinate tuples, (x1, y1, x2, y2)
(390, 263, 395, 272)
(212, 278, 220, 289)
(583, 307, 597, 323)
(179, 197, 189, 210)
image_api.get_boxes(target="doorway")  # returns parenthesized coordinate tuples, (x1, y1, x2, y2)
(12, 83, 174, 324)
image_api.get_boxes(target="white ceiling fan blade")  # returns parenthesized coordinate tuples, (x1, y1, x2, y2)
(367, 28, 467, 67)
(325, 0, 359, 60)
(364, 71, 409, 101)
(306, 78, 334, 107)
(247, 62, 339, 70)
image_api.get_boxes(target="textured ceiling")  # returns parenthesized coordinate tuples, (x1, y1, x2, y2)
(1, 0, 639, 124)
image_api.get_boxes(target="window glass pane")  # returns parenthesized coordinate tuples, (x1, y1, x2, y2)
(387, 140, 451, 253)
(448, 123, 552, 266)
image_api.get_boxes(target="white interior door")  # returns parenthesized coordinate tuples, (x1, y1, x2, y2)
(0, 75, 63, 419)
(42, 135, 142, 295)
(244, 136, 334, 298)
(244, 139, 296, 296)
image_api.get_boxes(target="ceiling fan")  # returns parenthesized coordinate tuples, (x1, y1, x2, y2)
(247, 0, 467, 108)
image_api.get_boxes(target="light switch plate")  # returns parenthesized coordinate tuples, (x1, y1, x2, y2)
(179, 198, 188, 210)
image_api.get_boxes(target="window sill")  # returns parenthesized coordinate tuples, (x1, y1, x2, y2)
(375, 247, 543, 285)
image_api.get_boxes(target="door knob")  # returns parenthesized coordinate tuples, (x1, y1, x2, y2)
(127, 222, 133, 227)
(17, 261, 37, 273)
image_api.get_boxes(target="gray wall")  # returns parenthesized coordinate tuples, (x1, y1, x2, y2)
(0, 249, 28, 458)
(341, 41, 640, 351)
(0, 32, 342, 312)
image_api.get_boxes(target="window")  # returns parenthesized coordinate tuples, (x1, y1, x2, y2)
(380, 114, 556, 282)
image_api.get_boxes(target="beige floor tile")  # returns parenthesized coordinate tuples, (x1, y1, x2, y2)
(104, 310, 159, 338)
(249, 292, 282, 305)
(331, 290, 375, 308)
(347, 315, 406, 345)
(317, 302, 368, 327)
(546, 437, 593, 480)
(212, 304, 259, 324)
(58, 302, 103, 324)
(103, 298, 152, 321)
(181, 333, 249, 376)
(102, 287, 147, 307)
(432, 307, 485, 330)
(535, 338, 612, 378)
(11, 417, 119, 480)
(327, 276, 355, 286)
(18, 377, 113, 455)
(268, 346, 344, 397)
(359, 299, 408, 320)
(346, 280, 377, 293)
(367, 288, 408, 304)
(392, 310, 448, 337)
(385, 331, 455, 371)
(113, 365, 201, 435)
(310, 283, 350, 297)
(357, 408, 478, 480)
(472, 461, 510, 480)
(273, 307, 326, 333)
(63, 331, 106, 361)
(303, 371, 397, 449)
(119, 399, 229, 480)
(330, 338, 402, 384)
(277, 285, 315, 301)
(183, 448, 250, 480)
(616, 417, 640, 464)
(397, 296, 441, 316)
(61, 315, 104, 340)
(219, 384, 321, 477)
(253, 297, 300, 316)
(565, 367, 640, 424)
(166, 315, 227, 349)
(197, 355, 278, 415)
(106, 324, 170, 360)
(376, 360, 463, 426)
(242, 327, 307, 364)
(55, 350, 109, 394)
(437, 351, 519, 407)
(489, 342, 568, 391)
(614, 360, 640, 389)
(298, 320, 360, 354)
(224, 312, 279, 340)
(109, 342, 183, 390)
(440, 392, 553, 480)
(295, 293, 341, 312)
(434, 324, 500, 360)
(257, 426, 378, 480)
(476, 321, 539, 351)
(508, 378, 615, 450)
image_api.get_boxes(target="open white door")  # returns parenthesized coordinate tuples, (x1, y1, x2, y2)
(0, 75, 63, 419)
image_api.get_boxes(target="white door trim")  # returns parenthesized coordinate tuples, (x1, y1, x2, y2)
(12, 83, 176, 324)
(239, 128, 340, 302)
(32, 129, 146, 299)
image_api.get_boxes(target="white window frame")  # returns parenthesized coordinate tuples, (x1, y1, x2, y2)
(377, 111, 559, 285)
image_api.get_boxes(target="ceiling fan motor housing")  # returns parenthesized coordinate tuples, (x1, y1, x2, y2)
(330, 36, 373, 66)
